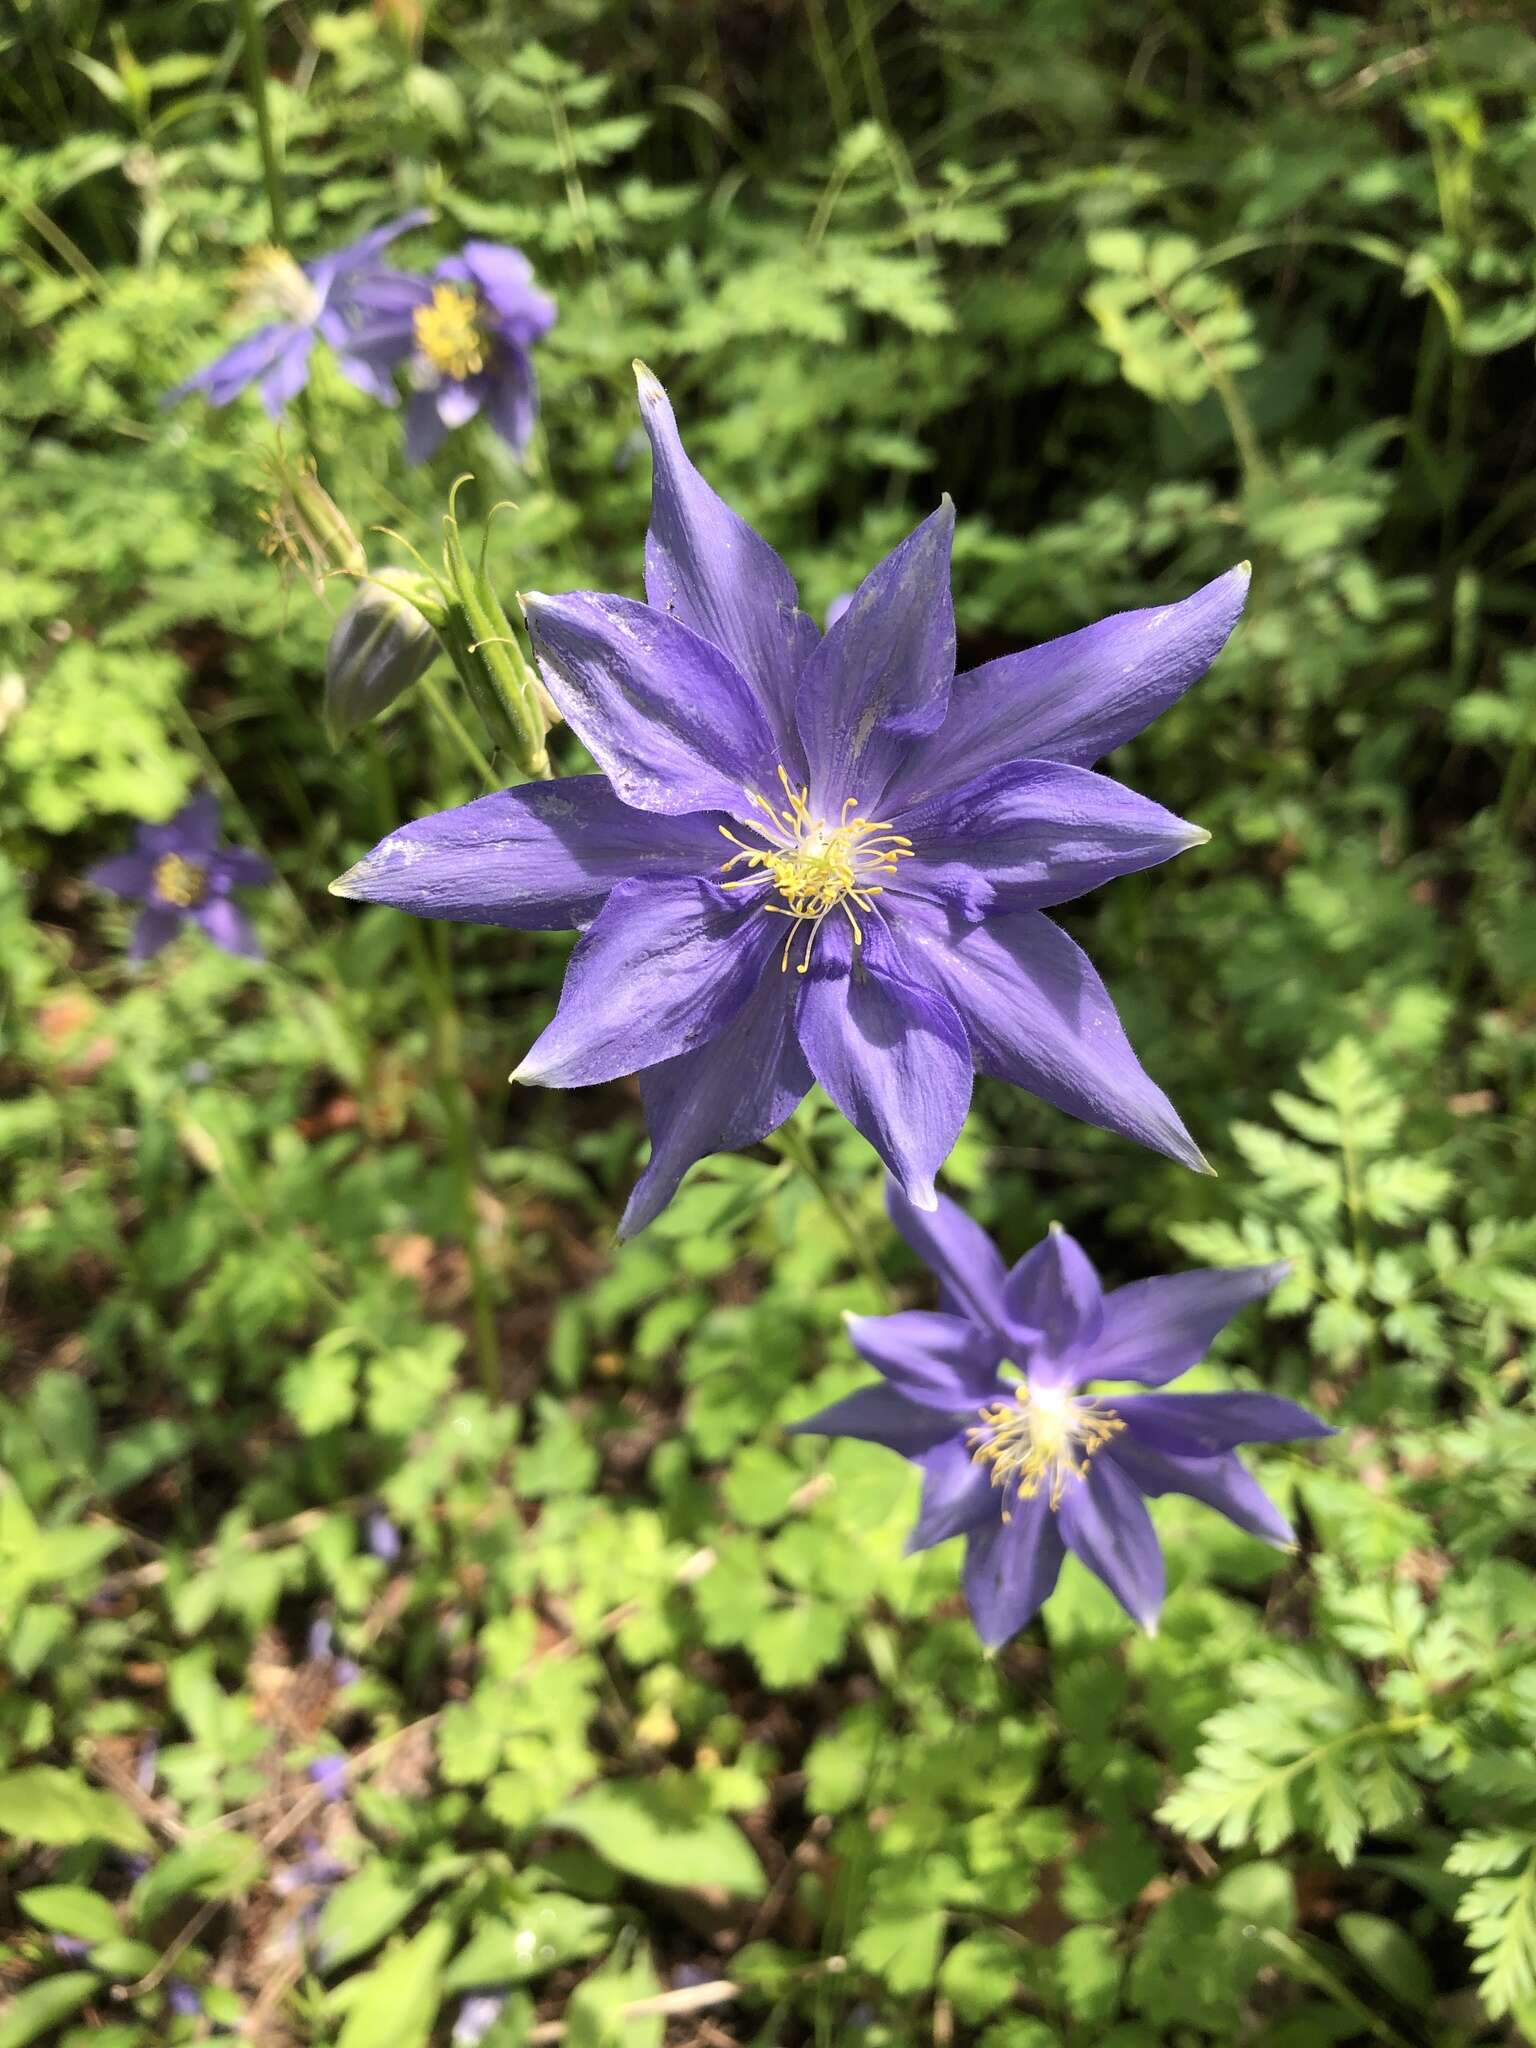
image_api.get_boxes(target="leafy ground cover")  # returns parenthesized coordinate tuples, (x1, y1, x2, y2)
(3, 2, 1535, 2043)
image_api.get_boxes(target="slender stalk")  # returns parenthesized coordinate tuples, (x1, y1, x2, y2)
(238, 0, 288, 245)
(419, 672, 500, 793)
(769, 1121, 892, 1305)
(364, 737, 502, 1398)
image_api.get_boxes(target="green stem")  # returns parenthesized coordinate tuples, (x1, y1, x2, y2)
(364, 738, 501, 1398)
(769, 1120, 892, 1305)
(238, 0, 288, 245)
(419, 672, 500, 793)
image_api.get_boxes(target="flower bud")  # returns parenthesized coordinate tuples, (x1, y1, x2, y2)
(438, 490, 550, 779)
(324, 572, 443, 743)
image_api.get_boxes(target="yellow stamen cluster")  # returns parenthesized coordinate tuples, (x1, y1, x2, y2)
(967, 1386, 1123, 1515)
(235, 246, 320, 325)
(719, 766, 914, 973)
(413, 283, 487, 381)
(153, 854, 208, 909)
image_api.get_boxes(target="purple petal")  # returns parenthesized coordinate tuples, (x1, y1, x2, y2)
(825, 592, 853, 630)
(908, 1438, 999, 1551)
(1105, 1437, 1294, 1547)
(787, 1384, 959, 1456)
(635, 364, 818, 764)
(1006, 1227, 1104, 1380)
(485, 355, 538, 455)
(795, 914, 972, 1210)
(208, 846, 272, 889)
(437, 376, 482, 429)
(1113, 1392, 1334, 1458)
(197, 899, 262, 958)
(258, 328, 316, 417)
(961, 1492, 1066, 1647)
(306, 1754, 349, 1802)
(845, 1310, 1003, 1411)
(1056, 1456, 1165, 1630)
(884, 1181, 1009, 1330)
(794, 501, 955, 811)
(884, 566, 1250, 808)
(405, 389, 448, 463)
(513, 877, 777, 1089)
(170, 790, 223, 852)
(129, 906, 183, 960)
(170, 323, 296, 407)
(620, 968, 809, 1235)
(87, 849, 156, 898)
(331, 778, 726, 931)
(310, 209, 432, 293)
(895, 759, 1206, 920)
(524, 591, 780, 820)
(329, 344, 401, 405)
(462, 241, 556, 338)
(895, 895, 1207, 1173)
(1089, 1264, 1289, 1388)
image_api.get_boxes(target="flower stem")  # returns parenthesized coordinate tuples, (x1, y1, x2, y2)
(238, 0, 288, 246)
(769, 1119, 892, 1306)
(364, 737, 502, 1398)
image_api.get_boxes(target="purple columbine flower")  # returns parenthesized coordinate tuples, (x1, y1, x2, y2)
(169, 213, 428, 419)
(793, 1182, 1330, 1642)
(87, 791, 270, 962)
(346, 240, 556, 462)
(332, 368, 1250, 1234)
(365, 1510, 402, 1563)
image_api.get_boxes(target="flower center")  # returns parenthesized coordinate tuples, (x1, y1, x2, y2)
(236, 246, 321, 325)
(413, 284, 488, 381)
(154, 854, 208, 908)
(966, 1385, 1123, 1515)
(718, 767, 915, 973)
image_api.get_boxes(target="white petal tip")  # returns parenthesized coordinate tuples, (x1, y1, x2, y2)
(908, 1182, 939, 1212)
(633, 361, 665, 401)
(1143, 1621, 1160, 1639)
(328, 868, 363, 899)
(1187, 826, 1213, 848)
(1235, 559, 1253, 580)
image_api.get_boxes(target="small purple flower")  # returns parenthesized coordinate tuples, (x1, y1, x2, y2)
(170, 213, 429, 419)
(366, 1510, 402, 1563)
(306, 1754, 349, 1802)
(306, 1617, 334, 1662)
(87, 791, 270, 962)
(792, 1182, 1330, 1643)
(348, 240, 556, 462)
(453, 1993, 508, 2046)
(332, 369, 1248, 1233)
(53, 1935, 91, 1960)
(167, 1979, 202, 2018)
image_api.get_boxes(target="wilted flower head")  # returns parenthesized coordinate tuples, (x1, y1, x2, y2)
(793, 1182, 1330, 1643)
(347, 240, 556, 461)
(88, 791, 270, 963)
(170, 212, 428, 419)
(333, 367, 1248, 1232)
(325, 574, 443, 742)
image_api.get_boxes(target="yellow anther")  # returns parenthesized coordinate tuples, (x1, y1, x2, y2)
(718, 765, 914, 973)
(414, 283, 487, 381)
(154, 854, 208, 908)
(966, 1387, 1123, 1515)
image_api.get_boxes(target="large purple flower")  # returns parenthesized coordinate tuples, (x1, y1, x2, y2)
(346, 240, 556, 461)
(793, 1183, 1329, 1643)
(170, 213, 428, 420)
(88, 792, 270, 962)
(332, 368, 1251, 1233)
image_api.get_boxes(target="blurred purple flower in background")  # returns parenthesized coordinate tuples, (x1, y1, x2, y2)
(170, 213, 428, 419)
(793, 1181, 1330, 1643)
(334, 369, 1248, 1232)
(306, 1754, 349, 1803)
(87, 791, 269, 962)
(349, 240, 556, 461)
(366, 1510, 402, 1563)
(167, 1980, 202, 2018)
(453, 1993, 508, 2045)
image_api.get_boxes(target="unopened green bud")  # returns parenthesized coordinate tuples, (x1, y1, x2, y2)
(324, 572, 443, 744)
(439, 492, 549, 779)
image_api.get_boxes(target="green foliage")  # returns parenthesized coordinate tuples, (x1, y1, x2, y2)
(4, 0, 1535, 2042)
